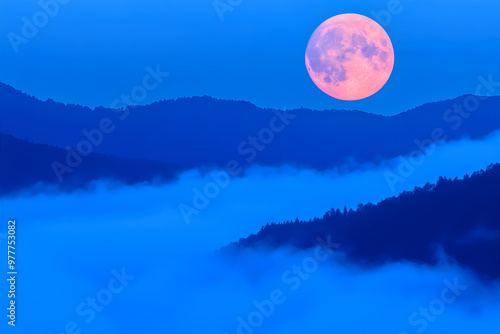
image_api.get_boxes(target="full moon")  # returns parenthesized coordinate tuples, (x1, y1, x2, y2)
(305, 14, 394, 101)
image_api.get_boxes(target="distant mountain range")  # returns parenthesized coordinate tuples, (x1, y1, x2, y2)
(226, 164, 500, 281)
(1, 82, 499, 171)
(1, 82, 499, 193)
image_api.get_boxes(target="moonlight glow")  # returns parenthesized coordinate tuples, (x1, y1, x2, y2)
(305, 14, 395, 101)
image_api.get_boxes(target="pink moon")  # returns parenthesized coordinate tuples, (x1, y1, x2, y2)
(305, 13, 394, 101)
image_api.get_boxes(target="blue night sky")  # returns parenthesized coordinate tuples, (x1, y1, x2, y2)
(1, 0, 500, 115)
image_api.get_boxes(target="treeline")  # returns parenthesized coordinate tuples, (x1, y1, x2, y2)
(228, 164, 500, 280)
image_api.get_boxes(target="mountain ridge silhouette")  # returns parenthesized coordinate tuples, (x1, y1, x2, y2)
(1, 82, 499, 181)
(225, 163, 500, 281)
